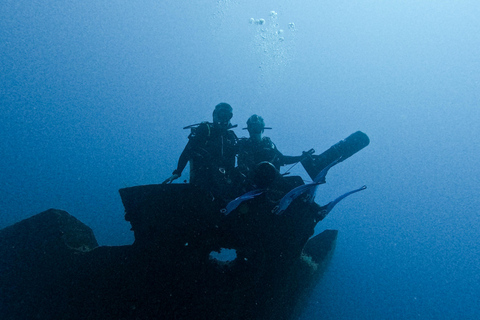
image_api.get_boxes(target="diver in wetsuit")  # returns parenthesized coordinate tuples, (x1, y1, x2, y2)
(163, 103, 238, 198)
(237, 114, 313, 187)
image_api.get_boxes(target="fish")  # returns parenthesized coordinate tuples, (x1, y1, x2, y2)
(222, 189, 264, 215)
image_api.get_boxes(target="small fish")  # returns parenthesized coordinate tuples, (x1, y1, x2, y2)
(222, 189, 264, 215)
(319, 185, 367, 217)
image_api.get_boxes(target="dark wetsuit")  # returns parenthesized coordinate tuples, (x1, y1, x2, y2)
(237, 136, 302, 179)
(174, 122, 238, 198)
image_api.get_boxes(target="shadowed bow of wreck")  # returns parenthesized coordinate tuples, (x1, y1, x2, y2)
(0, 186, 337, 320)
(0, 131, 370, 319)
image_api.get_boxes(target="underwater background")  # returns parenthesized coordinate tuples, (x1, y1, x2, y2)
(1, 1, 479, 319)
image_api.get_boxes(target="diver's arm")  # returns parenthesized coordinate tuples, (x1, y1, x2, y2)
(162, 141, 193, 184)
(270, 140, 300, 166)
(174, 142, 192, 175)
(282, 155, 303, 165)
(280, 149, 315, 165)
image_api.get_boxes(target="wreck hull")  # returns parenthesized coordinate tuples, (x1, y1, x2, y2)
(0, 183, 337, 320)
(0, 130, 371, 319)
(119, 182, 338, 319)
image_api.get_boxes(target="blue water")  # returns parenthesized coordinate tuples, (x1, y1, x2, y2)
(1, 1, 479, 319)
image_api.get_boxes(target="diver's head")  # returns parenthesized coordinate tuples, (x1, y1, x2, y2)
(212, 103, 233, 128)
(253, 161, 278, 188)
(246, 114, 265, 135)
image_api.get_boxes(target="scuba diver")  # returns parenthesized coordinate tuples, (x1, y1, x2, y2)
(237, 114, 314, 188)
(163, 103, 238, 199)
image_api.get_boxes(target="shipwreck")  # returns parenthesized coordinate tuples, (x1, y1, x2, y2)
(0, 131, 369, 320)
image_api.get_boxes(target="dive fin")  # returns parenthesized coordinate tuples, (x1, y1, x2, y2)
(320, 185, 367, 217)
(222, 189, 264, 215)
(313, 157, 340, 184)
(274, 183, 320, 215)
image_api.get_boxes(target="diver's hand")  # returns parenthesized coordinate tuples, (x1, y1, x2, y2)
(162, 174, 180, 184)
(302, 149, 315, 157)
